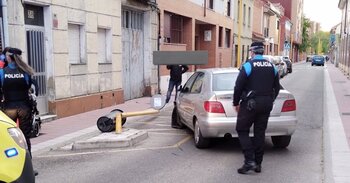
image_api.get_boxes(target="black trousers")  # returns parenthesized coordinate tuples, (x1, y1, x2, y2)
(4, 102, 33, 156)
(236, 96, 273, 165)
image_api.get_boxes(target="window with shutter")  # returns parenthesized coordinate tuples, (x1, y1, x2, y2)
(68, 24, 81, 64)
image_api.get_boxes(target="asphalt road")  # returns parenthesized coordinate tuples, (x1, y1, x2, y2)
(33, 62, 326, 183)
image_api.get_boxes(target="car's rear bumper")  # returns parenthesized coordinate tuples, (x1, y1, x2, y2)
(198, 115, 297, 138)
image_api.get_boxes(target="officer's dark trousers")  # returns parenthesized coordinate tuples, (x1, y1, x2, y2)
(4, 102, 33, 157)
(236, 96, 273, 165)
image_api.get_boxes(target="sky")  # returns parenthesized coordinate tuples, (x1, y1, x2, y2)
(303, 0, 342, 31)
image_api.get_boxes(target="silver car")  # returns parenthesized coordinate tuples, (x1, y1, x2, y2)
(172, 68, 297, 149)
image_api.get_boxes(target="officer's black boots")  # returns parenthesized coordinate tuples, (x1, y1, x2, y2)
(237, 161, 257, 174)
(254, 164, 262, 173)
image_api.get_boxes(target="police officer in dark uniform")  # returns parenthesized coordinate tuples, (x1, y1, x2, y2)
(233, 42, 280, 174)
(0, 48, 34, 156)
(165, 65, 189, 103)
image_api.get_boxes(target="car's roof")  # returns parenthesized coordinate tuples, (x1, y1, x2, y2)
(197, 67, 239, 74)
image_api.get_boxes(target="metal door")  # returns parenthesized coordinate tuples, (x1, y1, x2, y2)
(122, 10, 144, 100)
(26, 26, 47, 114)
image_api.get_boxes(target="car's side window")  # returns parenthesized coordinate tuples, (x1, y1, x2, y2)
(182, 72, 199, 93)
(190, 72, 204, 93)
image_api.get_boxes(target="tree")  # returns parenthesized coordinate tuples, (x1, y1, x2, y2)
(300, 16, 311, 53)
(310, 31, 330, 54)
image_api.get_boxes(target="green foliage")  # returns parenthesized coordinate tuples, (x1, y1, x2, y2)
(300, 16, 311, 53)
(310, 31, 330, 54)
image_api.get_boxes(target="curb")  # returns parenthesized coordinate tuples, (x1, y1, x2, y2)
(323, 67, 350, 182)
(71, 128, 148, 150)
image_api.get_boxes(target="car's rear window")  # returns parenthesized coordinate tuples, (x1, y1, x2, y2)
(314, 56, 324, 60)
(212, 73, 238, 91)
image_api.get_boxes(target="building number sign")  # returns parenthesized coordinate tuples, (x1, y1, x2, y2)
(28, 10, 35, 19)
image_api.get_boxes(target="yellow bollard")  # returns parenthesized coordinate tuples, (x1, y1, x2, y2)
(122, 109, 159, 118)
(115, 109, 159, 134)
(115, 113, 122, 134)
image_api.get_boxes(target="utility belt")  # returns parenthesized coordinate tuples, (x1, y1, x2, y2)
(241, 90, 273, 111)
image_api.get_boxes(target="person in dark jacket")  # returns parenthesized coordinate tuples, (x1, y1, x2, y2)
(0, 47, 11, 68)
(233, 42, 280, 174)
(165, 65, 189, 103)
(0, 48, 35, 156)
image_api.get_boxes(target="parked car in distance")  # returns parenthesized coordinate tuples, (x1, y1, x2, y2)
(263, 55, 285, 78)
(172, 68, 298, 149)
(282, 57, 292, 73)
(312, 55, 325, 66)
(274, 56, 288, 77)
(0, 111, 35, 183)
(306, 55, 314, 62)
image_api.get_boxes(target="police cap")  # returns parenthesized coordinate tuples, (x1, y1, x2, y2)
(249, 42, 264, 53)
(8, 48, 22, 56)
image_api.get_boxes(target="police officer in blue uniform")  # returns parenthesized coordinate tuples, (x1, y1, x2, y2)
(233, 42, 280, 174)
(0, 48, 35, 156)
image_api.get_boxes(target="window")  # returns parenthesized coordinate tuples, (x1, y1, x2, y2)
(243, 4, 246, 25)
(212, 73, 237, 91)
(242, 45, 245, 62)
(277, 20, 280, 30)
(234, 44, 238, 67)
(122, 10, 143, 30)
(98, 28, 111, 63)
(246, 46, 250, 60)
(68, 24, 85, 64)
(263, 14, 270, 37)
(218, 26, 223, 47)
(237, 0, 240, 22)
(191, 73, 204, 93)
(164, 12, 183, 43)
(208, 0, 214, 9)
(225, 28, 231, 48)
(270, 43, 273, 52)
(122, 10, 130, 28)
(248, 7, 251, 27)
(182, 73, 199, 93)
(227, 0, 231, 16)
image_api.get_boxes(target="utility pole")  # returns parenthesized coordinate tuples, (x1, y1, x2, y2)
(236, 0, 243, 67)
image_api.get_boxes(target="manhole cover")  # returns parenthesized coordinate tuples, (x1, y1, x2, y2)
(345, 94, 350, 97)
(342, 113, 350, 116)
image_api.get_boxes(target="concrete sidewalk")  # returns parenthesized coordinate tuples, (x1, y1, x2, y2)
(324, 62, 350, 183)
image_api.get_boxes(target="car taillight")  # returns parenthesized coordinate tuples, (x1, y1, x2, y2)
(281, 99, 296, 112)
(204, 101, 225, 113)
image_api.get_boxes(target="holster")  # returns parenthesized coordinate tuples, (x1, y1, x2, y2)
(243, 90, 256, 111)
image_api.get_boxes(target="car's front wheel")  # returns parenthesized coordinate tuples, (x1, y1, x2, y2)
(271, 135, 291, 148)
(194, 119, 210, 148)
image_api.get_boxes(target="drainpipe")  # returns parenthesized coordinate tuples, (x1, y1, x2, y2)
(204, 0, 207, 17)
(155, 0, 161, 94)
(2, 0, 9, 47)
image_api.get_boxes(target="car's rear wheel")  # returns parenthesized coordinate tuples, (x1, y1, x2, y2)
(171, 107, 184, 129)
(194, 119, 210, 148)
(271, 135, 291, 148)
